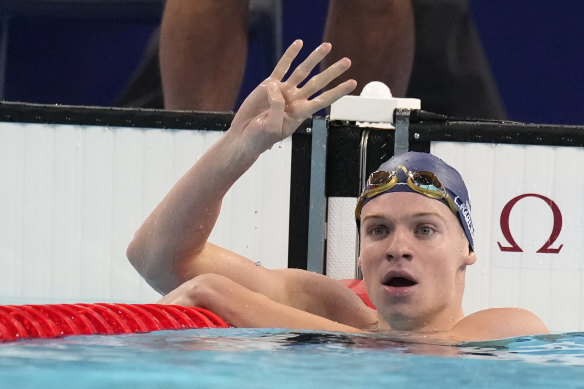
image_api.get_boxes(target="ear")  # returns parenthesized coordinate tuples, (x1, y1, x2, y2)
(357, 256, 362, 269)
(463, 247, 477, 266)
(459, 229, 476, 266)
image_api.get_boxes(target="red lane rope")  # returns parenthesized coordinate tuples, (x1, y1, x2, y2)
(0, 280, 369, 342)
(0, 304, 229, 342)
(53, 304, 99, 335)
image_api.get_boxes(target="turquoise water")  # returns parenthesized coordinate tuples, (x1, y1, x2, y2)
(0, 328, 583, 388)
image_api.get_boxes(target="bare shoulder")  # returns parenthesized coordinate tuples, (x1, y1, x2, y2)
(449, 308, 549, 342)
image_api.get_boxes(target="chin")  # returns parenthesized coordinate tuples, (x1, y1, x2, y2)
(381, 312, 421, 331)
(376, 300, 418, 322)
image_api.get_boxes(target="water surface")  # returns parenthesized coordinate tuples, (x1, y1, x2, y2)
(0, 328, 582, 388)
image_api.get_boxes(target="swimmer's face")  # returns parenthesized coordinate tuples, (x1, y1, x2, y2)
(358, 192, 476, 332)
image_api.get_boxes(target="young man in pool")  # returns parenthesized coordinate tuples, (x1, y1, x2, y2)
(126, 40, 548, 341)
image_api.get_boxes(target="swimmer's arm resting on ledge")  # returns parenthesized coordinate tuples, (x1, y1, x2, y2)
(160, 244, 378, 329)
(157, 273, 373, 332)
(158, 273, 549, 341)
(127, 40, 357, 311)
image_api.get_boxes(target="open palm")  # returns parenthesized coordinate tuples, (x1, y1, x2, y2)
(230, 40, 357, 155)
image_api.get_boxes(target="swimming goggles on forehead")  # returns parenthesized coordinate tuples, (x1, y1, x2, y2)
(355, 165, 459, 219)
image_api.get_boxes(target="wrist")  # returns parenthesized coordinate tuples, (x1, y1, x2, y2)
(222, 126, 267, 162)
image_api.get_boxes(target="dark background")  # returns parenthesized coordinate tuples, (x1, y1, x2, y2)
(3, 0, 582, 125)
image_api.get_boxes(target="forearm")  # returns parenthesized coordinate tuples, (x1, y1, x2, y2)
(159, 274, 365, 332)
(228, 291, 364, 332)
(127, 130, 260, 292)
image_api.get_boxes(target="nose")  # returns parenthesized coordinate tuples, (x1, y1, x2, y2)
(384, 227, 413, 261)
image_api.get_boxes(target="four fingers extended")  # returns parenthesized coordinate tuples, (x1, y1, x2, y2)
(265, 40, 356, 123)
(285, 42, 332, 87)
(297, 57, 352, 100)
(270, 40, 354, 101)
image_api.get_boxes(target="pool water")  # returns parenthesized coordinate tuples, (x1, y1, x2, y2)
(0, 328, 583, 388)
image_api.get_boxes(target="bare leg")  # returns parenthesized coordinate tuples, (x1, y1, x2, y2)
(322, 0, 415, 97)
(159, 0, 250, 111)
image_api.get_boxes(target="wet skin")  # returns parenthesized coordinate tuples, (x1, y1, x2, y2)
(358, 191, 477, 333)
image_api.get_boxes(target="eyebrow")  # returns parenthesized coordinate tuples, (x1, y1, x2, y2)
(411, 211, 447, 220)
(361, 211, 448, 224)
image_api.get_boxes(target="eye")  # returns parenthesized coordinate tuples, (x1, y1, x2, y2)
(417, 226, 435, 236)
(368, 226, 389, 236)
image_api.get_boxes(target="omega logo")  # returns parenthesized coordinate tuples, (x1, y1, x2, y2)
(498, 193, 563, 254)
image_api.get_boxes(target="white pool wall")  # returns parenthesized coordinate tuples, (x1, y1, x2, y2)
(0, 122, 291, 304)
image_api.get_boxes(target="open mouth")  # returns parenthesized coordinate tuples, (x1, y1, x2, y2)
(385, 277, 417, 287)
(382, 271, 418, 289)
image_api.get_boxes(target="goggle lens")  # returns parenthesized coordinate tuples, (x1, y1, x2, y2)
(411, 172, 444, 192)
(368, 171, 392, 187)
(356, 166, 458, 218)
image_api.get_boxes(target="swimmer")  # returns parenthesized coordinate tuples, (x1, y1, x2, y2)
(127, 40, 548, 341)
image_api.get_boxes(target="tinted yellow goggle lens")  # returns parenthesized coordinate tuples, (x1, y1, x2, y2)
(355, 166, 459, 218)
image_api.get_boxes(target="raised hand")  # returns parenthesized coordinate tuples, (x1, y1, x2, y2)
(230, 40, 357, 155)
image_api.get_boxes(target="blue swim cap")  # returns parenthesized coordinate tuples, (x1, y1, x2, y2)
(360, 152, 475, 249)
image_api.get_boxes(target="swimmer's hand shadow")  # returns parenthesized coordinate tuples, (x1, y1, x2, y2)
(230, 40, 357, 156)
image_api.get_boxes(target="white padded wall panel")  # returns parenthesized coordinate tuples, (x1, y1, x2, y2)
(326, 197, 358, 279)
(0, 122, 291, 304)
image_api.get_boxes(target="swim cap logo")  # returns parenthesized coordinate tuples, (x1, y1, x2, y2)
(454, 196, 475, 239)
(498, 193, 563, 254)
